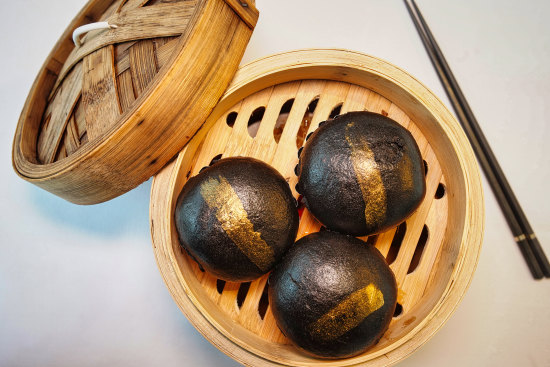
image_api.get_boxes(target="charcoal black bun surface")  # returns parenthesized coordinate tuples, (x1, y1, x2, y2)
(296, 111, 426, 236)
(175, 157, 299, 282)
(269, 231, 397, 359)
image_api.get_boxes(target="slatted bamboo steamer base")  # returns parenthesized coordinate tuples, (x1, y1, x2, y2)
(150, 49, 484, 366)
(12, 0, 258, 204)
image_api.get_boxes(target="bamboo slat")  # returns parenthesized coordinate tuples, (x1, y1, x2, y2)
(129, 40, 158, 95)
(37, 63, 82, 164)
(63, 116, 81, 155)
(150, 49, 484, 367)
(223, 0, 259, 29)
(116, 69, 136, 112)
(82, 45, 121, 140)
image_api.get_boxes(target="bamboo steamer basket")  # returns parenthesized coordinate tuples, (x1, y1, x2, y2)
(12, 0, 258, 204)
(150, 49, 484, 366)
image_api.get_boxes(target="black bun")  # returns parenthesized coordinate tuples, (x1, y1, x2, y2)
(296, 111, 426, 236)
(175, 157, 299, 282)
(269, 231, 397, 358)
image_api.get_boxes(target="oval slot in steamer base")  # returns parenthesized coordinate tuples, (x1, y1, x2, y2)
(150, 49, 484, 366)
(12, 0, 258, 204)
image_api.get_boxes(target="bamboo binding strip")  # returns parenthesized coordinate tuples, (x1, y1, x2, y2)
(12, 0, 258, 204)
(150, 50, 484, 366)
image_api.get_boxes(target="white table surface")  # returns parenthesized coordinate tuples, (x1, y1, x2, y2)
(1, 1, 549, 366)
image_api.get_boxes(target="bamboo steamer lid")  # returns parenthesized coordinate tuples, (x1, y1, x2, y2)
(12, 0, 259, 204)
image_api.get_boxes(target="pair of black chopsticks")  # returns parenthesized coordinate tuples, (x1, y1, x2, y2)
(404, 0, 550, 279)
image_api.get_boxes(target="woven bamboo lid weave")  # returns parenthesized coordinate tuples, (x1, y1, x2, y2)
(12, 0, 258, 204)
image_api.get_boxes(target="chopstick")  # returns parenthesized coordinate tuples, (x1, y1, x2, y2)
(404, 0, 550, 279)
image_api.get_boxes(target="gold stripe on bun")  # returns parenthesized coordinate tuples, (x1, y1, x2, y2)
(200, 175, 275, 271)
(309, 283, 385, 342)
(345, 122, 387, 231)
